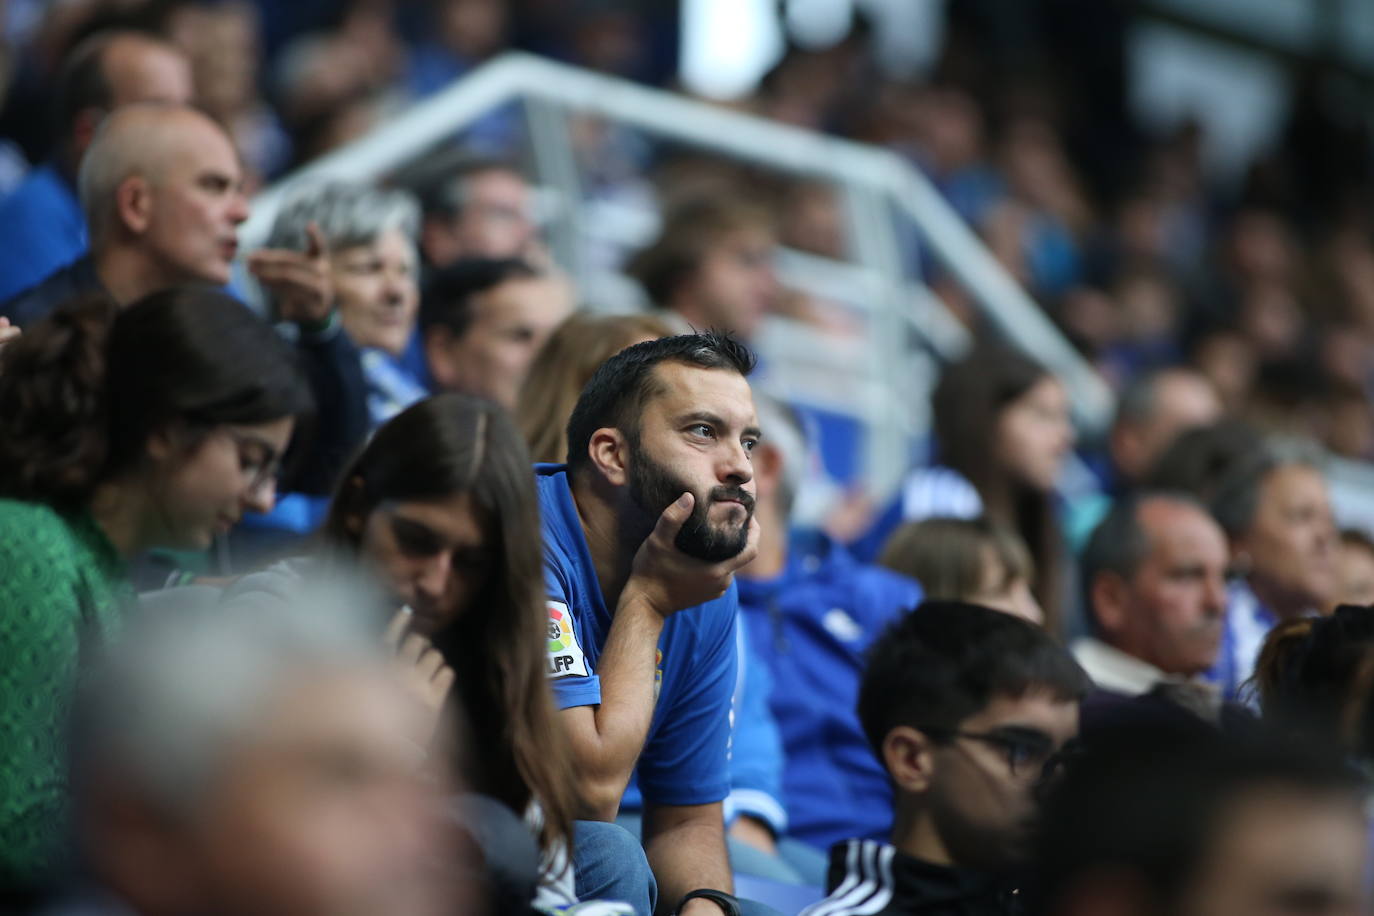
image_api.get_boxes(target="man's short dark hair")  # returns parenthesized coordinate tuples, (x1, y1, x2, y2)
(857, 601, 1090, 758)
(1141, 418, 1261, 503)
(1112, 369, 1171, 431)
(565, 331, 756, 475)
(54, 33, 123, 144)
(421, 257, 539, 339)
(402, 153, 524, 220)
(1028, 730, 1362, 916)
(1080, 492, 1208, 633)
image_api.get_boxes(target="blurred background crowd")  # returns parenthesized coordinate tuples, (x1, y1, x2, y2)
(3, 1, 1374, 915)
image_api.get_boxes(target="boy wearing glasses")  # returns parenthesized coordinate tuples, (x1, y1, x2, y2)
(802, 601, 1088, 916)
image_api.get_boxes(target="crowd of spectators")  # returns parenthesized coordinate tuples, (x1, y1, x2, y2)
(1, 2, 1374, 916)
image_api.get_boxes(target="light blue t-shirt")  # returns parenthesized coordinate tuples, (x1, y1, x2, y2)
(537, 464, 737, 808)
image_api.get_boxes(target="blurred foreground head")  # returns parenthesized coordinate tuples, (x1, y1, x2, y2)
(70, 587, 469, 916)
(1031, 730, 1367, 916)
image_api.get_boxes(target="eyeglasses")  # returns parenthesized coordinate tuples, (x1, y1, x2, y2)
(920, 725, 1081, 784)
(221, 428, 282, 494)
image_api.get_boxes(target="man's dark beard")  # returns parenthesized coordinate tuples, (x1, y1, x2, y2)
(628, 450, 754, 562)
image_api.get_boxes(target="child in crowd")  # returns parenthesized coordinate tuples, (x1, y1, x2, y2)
(879, 517, 1044, 626)
(804, 602, 1088, 916)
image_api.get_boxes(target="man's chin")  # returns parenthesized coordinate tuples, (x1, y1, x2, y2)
(675, 520, 750, 563)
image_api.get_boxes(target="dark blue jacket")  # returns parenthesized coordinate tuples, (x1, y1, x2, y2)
(0, 254, 102, 327)
(737, 532, 922, 851)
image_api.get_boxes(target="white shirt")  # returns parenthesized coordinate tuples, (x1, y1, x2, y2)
(1071, 637, 1170, 696)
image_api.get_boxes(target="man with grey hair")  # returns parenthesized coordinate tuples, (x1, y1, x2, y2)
(735, 394, 922, 857)
(2, 103, 329, 333)
(1206, 442, 1338, 699)
(0, 31, 193, 303)
(1075, 493, 1230, 722)
(50, 593, 468, 916)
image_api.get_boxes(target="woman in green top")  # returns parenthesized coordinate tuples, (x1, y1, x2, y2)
(0, 288, 312, 890)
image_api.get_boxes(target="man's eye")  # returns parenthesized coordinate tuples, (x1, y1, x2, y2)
(742, 438, 759, 453)
(689, 424, 713, 438)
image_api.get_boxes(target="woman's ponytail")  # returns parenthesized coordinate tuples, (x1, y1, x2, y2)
(0, 295, 119, 508)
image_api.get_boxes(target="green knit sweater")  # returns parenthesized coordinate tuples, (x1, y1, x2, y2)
(0, 499, 129, 886)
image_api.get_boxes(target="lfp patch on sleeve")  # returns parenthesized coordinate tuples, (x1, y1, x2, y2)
(546, 600, 590, 678)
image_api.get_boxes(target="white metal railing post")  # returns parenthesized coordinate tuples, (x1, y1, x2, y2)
(522, 97, 588, 287)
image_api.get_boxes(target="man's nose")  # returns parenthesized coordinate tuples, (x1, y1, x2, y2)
(228, 192, 250, 224)
(718, 440, 754, 486)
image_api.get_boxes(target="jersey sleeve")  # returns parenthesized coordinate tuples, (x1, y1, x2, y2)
(544, 561, 602, 710)
(635, 590, 739, 807)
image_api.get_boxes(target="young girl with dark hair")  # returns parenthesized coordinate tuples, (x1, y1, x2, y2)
(0, 288, 312, 888)
(900, 342, 1075, 632)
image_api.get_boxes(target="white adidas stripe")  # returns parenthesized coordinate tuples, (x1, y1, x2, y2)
(800, 840, 896, 916)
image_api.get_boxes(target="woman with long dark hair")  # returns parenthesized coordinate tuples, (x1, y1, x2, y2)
(0, 288, 311, 888)
(318, 393, 579, 862)
(899, 342, 1075, 632)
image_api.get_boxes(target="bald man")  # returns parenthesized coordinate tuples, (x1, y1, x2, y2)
(0, 31, 193, 301)
(1, 104, 254, 323)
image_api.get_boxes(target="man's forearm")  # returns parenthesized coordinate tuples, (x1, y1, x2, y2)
(643, 803, 732, 916)
(568, 594, 664, 814)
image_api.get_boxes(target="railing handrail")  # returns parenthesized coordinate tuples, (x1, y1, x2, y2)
(242, 51, 1114, 433)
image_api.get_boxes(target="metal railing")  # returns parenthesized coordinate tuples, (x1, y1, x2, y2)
(242, 51, 1114, 503)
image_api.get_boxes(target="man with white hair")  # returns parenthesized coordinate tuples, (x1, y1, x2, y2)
(47, 592, 469, 916)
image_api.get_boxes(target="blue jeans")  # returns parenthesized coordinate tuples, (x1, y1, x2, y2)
(727, 835, 827, 887)
(614, 813, 792, 916)
(574, 820, 657, 915)
(617, 812, 825, 887)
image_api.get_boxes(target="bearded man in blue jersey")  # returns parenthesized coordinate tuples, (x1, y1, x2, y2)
(537, 331, 762, 916)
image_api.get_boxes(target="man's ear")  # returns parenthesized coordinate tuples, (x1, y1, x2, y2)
(115, 175, 154, 236)
(423, 327, 458, 391)
(70, 107, 106, 157)
(1090, 571, 1130, 637)
(1109, 423, 1144, 482)
(587, 427, 630, 486)
(342, 476, 367, 536)
(419, 216, 459, 269)
(145, 427, 177, 465)
(883, 725, 936, 794)
(753, 442, 784, 501)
